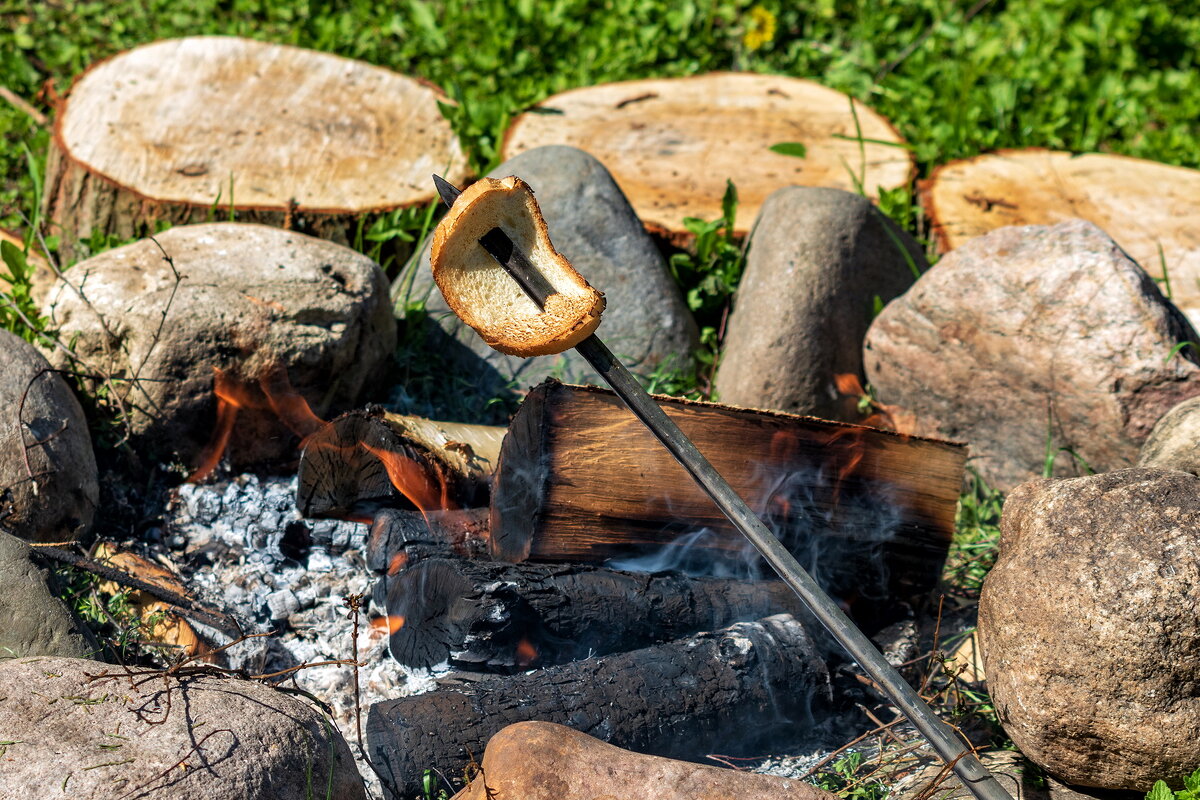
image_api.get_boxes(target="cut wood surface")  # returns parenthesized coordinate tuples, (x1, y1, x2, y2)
(502, 73, 914, 240)
(491, 381, 966, 605)
(367, 614, 830, 799)
(364, 507, 491, 574)
(44, 36, 469, 259)
(923, 149, 1200, 325)
(297, 409, 505, 518)
(382, 557, 805, 671)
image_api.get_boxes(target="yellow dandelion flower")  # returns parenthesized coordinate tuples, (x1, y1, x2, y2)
(743, 6, 777, 52)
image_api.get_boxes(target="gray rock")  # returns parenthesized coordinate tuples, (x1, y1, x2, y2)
(864, 220, 1200, 490)
(0, 655, 366, 799)
(715, 187, 925, 420)
(1138, 395, 1200, 474)
(979, 468, 1200, 790)
(0, 532, 100, 659)
(0, 329, 97, 542)
(396, 146, 697, 404)
(41, 223, 396, 467)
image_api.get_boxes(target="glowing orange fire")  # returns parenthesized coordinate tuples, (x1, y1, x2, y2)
(387, 551, 409, 576)
(188, 368, 250, 483)
(362, 442, 454, 516)
(832, 373, 917, 435)
(371, 615, 406, 634)
(515, 637, 538, 667)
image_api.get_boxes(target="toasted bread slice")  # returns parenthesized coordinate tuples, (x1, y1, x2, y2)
(431, 176, 605, 357)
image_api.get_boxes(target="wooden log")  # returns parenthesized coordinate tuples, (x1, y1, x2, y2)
(921, 149, 1200, 327)
(452, 722, 835, 800)
(366, 614, 830, 799)
(381, 557, 805, 672)
(364, 508, 491, 574)
(491, 381, 966, 607)
(297, 408, 505, 519)
(44, 37, 470, 263)
(502, 73, 914, 243)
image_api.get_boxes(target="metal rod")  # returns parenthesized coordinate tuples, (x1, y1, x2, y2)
(430, 175, 1012, 800)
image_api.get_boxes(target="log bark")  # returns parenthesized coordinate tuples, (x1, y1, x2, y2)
(380, 557, 805, 671)
(502, 73, 913, 243)
(297, 408, 505, 519)
(491, 381, 966, 608)
(921, 149, 1200, 327)
(366, 614, 830, 799)
(43, 37, 470, 263)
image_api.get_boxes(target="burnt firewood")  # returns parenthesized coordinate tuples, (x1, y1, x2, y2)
(491, 380, 966, 608)
(297, 408, 504, 519)
(380, 557, 805, 671)
(364, 507, 490, 573)
(366, 614, 830, 799)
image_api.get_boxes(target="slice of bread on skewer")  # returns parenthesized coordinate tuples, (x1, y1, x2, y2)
(431, 176, 605, 357)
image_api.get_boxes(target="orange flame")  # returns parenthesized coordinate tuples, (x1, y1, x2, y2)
(515, 637, 538, 667)
(362, 442, 454, 515)
(833, 373, 866, 397)
(387, 551, 409, 576)
(187, 367, 247, 483)
(258, 364, 326, 443)
(371, 615, 406, 634)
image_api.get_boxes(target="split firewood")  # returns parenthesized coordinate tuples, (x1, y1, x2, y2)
(380, 557, 806, 671)
(491, 380, 965, 607)
(502, 73, 914, 242)
(297, 408, 505, 519)
(921, 149, 1200, 324)
(452, 721, 836, 800)
(43, 37, 469, 263)
(366, 614, 830, 799)
(364, 507, 491, 574)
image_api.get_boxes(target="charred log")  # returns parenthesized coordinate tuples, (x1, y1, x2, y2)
(364, 507, 490, 574)
(380, 557, 805, 671)
(366, 614, 830, 799)
(297, 408, 504, 519)
(491, 380, 966, 610)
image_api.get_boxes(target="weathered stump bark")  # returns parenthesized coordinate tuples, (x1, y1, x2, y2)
(381, 557, 804, 671)
(367, 614, 830, 798)
(502, 73, 913, 242)
(921, 149, 1200, 327)
(298, 409, 504, 518)
(491, 381, 965, 607)
(44, 36, 469, 263)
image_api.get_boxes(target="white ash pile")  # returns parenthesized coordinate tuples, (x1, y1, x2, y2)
(166, 474, 443, 732)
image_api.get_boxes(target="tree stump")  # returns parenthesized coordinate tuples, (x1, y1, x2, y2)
(44, 36, 470, 263)
(501, 73, 913, 241)
(921, 149, 1200, 326)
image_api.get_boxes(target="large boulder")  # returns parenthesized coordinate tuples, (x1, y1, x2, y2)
(716, 186, 925, 420)
(41, 223, 395, 468)
(0, 655, 365, 798)
(865, 220, 1200, 490)
(0, 329, 97, 542)
(398, 146, 697, 406)
(1138, 395, 1200, 475)
(979, 468, 1200, 790)
(0, 532, 100, 658)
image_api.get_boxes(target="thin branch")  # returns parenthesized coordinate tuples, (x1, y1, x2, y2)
(0, 86, 47, 126)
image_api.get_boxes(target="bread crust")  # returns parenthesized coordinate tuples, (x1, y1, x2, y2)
(431, 176, 605, 357)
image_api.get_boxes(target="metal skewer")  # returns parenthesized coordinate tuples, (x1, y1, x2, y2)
(431, 174, 1013, 800)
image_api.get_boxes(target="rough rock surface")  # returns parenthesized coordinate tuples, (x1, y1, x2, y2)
(398, 146, 697, 404)
(0, 655, 366, 799)
(979, 468, 1200, 790)
(864, 220, 1200, 490)
(1138, 395, 1200, 474)
(0, 532, 100, 658)
(41, 223, 395, 467)
(0, 329, 97, 542)
(893, 750, 1125, 800)
(454, 721, 836, 800)
(716, 186, 925, 420)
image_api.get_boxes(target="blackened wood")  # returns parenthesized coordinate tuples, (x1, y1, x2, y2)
(366, 614, 830, 799)
(297, 408, 504, 519)
(365, 508, 490, 573)
(491, 380, 965, 604)
(383, 557, 804, 671)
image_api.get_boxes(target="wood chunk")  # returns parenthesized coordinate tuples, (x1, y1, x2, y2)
(491, 381, 965, 606)
(502, 73, 914, 241)
(382, 557, 804, 671)
(366, 614, 830, 799)
(297, 409, 505, 519)
(44, 37, 469, 261)
(921, 149, 1200, 325)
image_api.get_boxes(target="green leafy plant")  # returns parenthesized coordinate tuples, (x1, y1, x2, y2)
(942, 468, 1004, 600)
(815, 752, 888, 800)
(1147, 767, 1200, 800)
